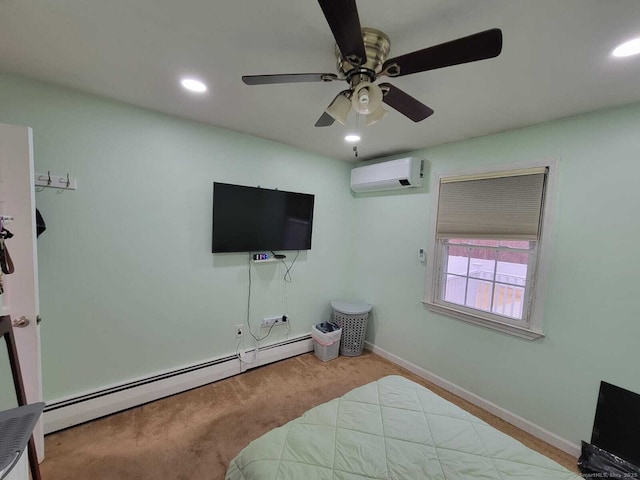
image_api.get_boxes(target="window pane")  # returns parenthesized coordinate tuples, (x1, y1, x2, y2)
(444, 274, 467, 305)
(492, 284, 525, 319)
(496, 250, 529, 287)
(447, 243, 496, 280)
(466, 278, 493, 313)
(468, 249, 496, 281)
(446, 246, 469, 275)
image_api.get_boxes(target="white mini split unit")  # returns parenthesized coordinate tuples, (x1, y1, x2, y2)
(350, 157, 424, 192)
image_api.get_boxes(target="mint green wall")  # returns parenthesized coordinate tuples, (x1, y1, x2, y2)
(352, 102, 640, 445)
(0, 74, 354, 401)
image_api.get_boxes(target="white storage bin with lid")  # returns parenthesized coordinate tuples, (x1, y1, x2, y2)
(331, 301, 373, 357)
(311, 324, 342, 362)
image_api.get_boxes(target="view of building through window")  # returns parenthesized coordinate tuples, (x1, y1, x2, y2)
(442, 239, 532, 320)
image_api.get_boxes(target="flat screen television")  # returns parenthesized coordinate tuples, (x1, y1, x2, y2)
(591, 381, 640, 466)
(212, 182, 315, 253)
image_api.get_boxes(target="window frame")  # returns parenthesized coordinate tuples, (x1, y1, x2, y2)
(423, 158, 558, 340)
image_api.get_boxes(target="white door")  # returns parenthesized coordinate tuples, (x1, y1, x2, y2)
(0, 124, 44, 461)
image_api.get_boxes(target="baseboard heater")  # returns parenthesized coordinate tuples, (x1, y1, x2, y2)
(44, 334, 313, 434)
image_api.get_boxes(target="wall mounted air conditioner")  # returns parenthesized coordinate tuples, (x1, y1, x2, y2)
(350, 157, 424, 192)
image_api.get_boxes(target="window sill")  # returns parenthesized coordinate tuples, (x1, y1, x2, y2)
(422, 300, 545, 340)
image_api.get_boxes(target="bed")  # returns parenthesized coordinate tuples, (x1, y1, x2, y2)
(226, 375, 580, 479)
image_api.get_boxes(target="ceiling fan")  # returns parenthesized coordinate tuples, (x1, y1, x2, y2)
(242, 0, 503, 128)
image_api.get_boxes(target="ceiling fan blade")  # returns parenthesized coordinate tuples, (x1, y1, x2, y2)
(315, 111, 336, 127)
(242, 73, 338, 85)
(317, 0, 367, 66)
(382, 28, 503, 77)
(380, 83, 434, 122)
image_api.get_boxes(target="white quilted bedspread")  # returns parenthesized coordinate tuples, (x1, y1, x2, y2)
(226, 375, 580, 479)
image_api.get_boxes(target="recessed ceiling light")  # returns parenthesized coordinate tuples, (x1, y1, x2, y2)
(612, 37, 640, 57)
(180, 78, 208, 93)
(345, 134, 361, 143)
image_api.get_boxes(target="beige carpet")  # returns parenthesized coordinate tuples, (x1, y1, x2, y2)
(41, 352, 578, 479)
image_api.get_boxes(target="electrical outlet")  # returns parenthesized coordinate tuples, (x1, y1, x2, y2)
(235, 325, 244, 338)
(261, 315, 289, 328)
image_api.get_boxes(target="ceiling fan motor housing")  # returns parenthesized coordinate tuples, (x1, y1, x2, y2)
(336, 27, 391, 85)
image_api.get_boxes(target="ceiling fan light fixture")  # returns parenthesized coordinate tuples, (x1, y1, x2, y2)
(366, 106, 388, 126)
(352, 82, 383, 115)
(612, 37, 640, 57)
(345, 134, 361, 143)
(326, 93, 351, 125)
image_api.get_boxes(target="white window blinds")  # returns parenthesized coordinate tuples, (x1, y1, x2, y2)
(436, 167, 547, 240)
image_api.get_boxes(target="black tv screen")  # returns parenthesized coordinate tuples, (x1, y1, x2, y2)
(212, 182, 315, 253)
(591, 381, 640, 466)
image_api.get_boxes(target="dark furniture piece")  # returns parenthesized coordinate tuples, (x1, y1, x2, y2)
(0, 315, 42, 480)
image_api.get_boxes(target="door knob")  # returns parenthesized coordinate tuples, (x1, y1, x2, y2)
(12, 316, 30, 328)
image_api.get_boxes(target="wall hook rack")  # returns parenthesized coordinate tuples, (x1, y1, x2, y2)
(34, 172, 77, 190)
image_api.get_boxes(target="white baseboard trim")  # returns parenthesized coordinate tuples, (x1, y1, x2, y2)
(364, 341, 581, 458)
(44, 335, 313, 434)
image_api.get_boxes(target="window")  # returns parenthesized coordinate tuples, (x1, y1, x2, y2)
(424, 163, 555, 339)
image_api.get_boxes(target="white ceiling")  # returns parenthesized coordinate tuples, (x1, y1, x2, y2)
(1, 0, 639, 161)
